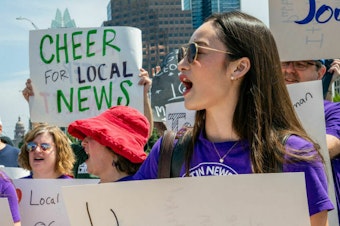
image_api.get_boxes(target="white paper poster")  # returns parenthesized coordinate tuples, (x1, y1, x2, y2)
(287, 80, 338, 224)
(13, 179, 99, 226)
(165, 102, 195, 132)
(0, 167, 30, 179)
(0, 198, 13, 226)
(62, 173, 310, 226)
(29, 26, 143, 126)
(241, 0, 340, 61)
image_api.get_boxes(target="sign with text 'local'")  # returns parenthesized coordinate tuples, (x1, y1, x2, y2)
(13, 179, 99, 226)
(29, 27, 143, 126)
(241, 0, 340, 61)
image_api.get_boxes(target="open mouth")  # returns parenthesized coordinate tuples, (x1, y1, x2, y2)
(34, 157, 44, 161)
(284, 77, 299, 84)
(179, 75, 193, 94)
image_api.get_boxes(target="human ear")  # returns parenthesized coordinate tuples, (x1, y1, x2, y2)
(317, 65, 327, 80)
(230, 57, 250, 80)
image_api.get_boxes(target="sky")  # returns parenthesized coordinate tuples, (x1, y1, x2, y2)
(0, 0, 109, 139)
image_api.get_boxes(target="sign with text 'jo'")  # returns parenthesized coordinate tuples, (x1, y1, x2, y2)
(241, 0, 340, 61)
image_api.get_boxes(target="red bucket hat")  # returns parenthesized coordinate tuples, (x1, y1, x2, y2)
(67, 106, 149, 163)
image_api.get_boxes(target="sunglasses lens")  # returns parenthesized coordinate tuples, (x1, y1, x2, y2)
(26, 142, 51, 152)
(40, 143, 51, 151)
(26, 142, 37, 152)
(177, 47, 185, 63)
(187, 43, 196, 64)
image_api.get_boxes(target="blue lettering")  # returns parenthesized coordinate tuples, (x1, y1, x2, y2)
(295, 0, 315, 24)
(295, 0, 340, 24)
(316, 5, 333, 23)
(335, 9, 340, 21)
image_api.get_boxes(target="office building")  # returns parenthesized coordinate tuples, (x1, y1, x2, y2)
(183, 0, 240, 28)
(104, 0, 194, 72)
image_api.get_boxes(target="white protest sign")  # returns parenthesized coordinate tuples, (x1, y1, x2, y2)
(0, 198, 13, 226)
(62, 173, 310, 226)
(287, 80, 328, 152)
(13, 179, 99, 226)
(29, 27, 143, 126)
(241, 0, 340, 61)
(0, 167, 30, 179)
(165, 102, 195, 132)
(287, 80, 338, 225)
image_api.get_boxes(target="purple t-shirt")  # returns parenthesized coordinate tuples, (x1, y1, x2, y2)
(324, 100, 340, 139)
(134, 131, 334, 216)
(0, 171, 20, 223)
(324, 100, 340, 222)
(21, 174, 73, 179)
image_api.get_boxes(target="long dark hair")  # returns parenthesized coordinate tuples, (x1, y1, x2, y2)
(183, 11, 322, 175)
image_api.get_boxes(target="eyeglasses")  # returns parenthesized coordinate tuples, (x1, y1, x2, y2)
(178, 42, 233, 64)
(281, 61, 317, 71)
(26, 142, 53, 152)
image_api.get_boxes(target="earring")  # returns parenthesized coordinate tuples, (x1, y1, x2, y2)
(231, 76, 235, 81)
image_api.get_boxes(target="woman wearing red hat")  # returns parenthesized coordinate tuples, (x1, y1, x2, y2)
(68, 105, 150, 183)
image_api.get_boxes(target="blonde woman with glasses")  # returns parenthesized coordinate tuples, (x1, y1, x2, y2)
(18, 124, 75, 179)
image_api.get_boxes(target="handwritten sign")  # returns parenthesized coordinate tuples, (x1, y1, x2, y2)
(287, 80, 338, 224)
(151, 49, 184, 121)
(241, 0, 340, 61)
(29, 27, 143, 126)
(13, 179, 99, 226)
(165, 102, 195, 132)
(62, 173, 310, 226)
(0, 198, 13, 226)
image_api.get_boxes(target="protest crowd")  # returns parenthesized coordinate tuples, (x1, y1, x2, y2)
(2, 2, 340, 226)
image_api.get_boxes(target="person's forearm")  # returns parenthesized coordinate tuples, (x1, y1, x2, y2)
(144, 92, 153, 138)
(310, 210, 328, 226)
(326, 134, 340, 159)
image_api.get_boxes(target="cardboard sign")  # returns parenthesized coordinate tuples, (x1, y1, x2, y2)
(165, 102, 195, 132)
(287, 80, 328, 152)
(287, 80, 338, 224)
(13, 179, 99, 226)
(29, 27, 143, 126)
(62, 173, 310, 226)
(0, 198, 13, 225)
(0, 167, 30, 179)
(241, 0, 340, 61)
(151, 49, 183, 121)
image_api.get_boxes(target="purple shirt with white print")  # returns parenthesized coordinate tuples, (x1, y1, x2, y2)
(134, 130, 334, 216)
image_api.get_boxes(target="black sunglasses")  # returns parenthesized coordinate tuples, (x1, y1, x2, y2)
(26, 142, 53, 152)
(177, 42, 233, 64)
